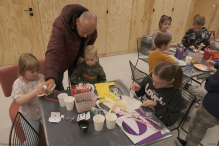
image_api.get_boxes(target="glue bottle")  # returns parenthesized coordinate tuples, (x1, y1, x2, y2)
(189, 60, 195, 72)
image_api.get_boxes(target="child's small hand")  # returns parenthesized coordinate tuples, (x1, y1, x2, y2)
(189, 45, 195, 50)
(35, 83, 44, 95)
(130, 83, 140, 91)
(141, 100, 157, 107)
(208, 67, 217, 73)
(206, 60, 215, 66)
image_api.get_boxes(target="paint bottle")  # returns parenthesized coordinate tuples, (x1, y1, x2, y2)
(189, 60, 195, 73)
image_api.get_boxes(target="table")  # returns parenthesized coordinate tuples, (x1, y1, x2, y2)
(39, 80, 180, 146)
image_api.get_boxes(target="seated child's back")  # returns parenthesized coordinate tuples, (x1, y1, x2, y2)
(148, 33, 178, 73)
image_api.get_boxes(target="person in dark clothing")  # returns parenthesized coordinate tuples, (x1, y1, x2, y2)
(44, 4, 98, 91)
(71, 45, 106, 84)
(178, 59, 219, 146)
(181, 14, 210, 52)
(131, 61, 183, 127)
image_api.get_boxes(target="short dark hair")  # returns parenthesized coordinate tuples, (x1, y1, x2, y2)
(154, 33, 172, 48)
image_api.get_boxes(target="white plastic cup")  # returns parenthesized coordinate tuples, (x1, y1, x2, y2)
(57, 93, 68, 107)
(64, 96, 75, 111)
(105, 113, 117, 129)
(186, 56, 193, 64)
(93, 114, 105, 131)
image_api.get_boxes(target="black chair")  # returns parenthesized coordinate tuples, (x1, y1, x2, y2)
(9, 112, 45, 146)
(129, 60, 148, 84)
(168, 88, 196, 138)
(135, 38, 150, 67)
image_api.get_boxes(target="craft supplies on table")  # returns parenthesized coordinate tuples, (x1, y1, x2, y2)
(202, 49, 217, 60)
(189, 60, 195, 72)
(194, 64, 209, 71)
(74, 92, 97, 113)
(188, 52, 202, 64)
(116, 109, 163, 144)
(175, 46, 184, 59)
(95, 82, 116, 102)
(71, 84, 89, 96)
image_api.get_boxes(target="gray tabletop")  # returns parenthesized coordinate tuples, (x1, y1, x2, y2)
(39, 80, 179, 146)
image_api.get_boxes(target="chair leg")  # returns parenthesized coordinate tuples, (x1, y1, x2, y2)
(135, 59, 139, 68)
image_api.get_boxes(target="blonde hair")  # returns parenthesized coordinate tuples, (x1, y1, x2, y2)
(193, 14, 205, 26)
(84, 45, 97, 56)
(18, 53, 39, 76)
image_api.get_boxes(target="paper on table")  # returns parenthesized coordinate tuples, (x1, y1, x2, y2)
(121, 95, 142, 110)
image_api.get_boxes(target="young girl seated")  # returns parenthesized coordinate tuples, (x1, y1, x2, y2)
(181, 14, 210, 52)
(11, 53, 45, 145)
(148, 32, 179, 73)
(131, 61, 183, 127)
(152, 15, 176, 49)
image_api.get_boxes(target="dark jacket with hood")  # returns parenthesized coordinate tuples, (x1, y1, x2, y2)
(202, 66, 219, 120)
(45, 4, 97, 81)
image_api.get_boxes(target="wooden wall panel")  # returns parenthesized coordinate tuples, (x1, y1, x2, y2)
(185, 0, 218, 34)
(37, 0, 79, 51)
(169, 0, 192, 43)
(149, 0, 174, 35)
(208, 1, 219, 39)
(0, 0, 44, 66)
(78, 0, 107, 55)
(106, 0, 133, 54)
(128, 0, 155, 51)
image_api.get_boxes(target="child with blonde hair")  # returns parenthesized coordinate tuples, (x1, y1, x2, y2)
(182, 14, 210, 52)
(148, 32, 179, 73)
(71, 45, 106, 84)
(152, 15, 176, 49)
(11, 53, 45, 145)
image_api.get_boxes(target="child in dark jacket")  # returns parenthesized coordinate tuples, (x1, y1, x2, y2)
(131, 61, 183, 127)
(181, 14, 210, 52)
(71, 45, 106, 84)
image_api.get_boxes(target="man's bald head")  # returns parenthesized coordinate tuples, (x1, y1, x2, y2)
(76, 11, 97, 38)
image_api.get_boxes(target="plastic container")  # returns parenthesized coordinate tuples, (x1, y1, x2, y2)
(74, 92, 97, 113)
(140, 35, 152, 55)
(188, 52, 202, 64)
(71, 84, 89, 96)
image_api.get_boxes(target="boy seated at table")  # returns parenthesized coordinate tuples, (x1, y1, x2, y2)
(178, 59, 219, 146)
(148, 32, 179, 73)
(131, 61, 183, 127)
(71, 45, 106, 84)
(181, 14, 210, 52)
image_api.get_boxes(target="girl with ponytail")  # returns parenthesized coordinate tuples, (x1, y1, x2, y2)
(131, 61, 183, 127)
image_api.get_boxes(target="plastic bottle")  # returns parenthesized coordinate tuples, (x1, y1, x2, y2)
(189, 60, 195, 72)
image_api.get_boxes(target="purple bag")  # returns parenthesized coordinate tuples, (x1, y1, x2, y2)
(175, 46, 184, 59)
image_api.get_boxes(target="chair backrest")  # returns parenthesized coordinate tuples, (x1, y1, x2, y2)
(129, 60, 148, 84)
(168, 88, 196, 130)
(0, 59, 45, 97)
(9, 112, 45, 146)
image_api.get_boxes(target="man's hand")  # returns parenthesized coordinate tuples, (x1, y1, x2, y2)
(76, 57, 85, 65)
(141, 100, 157, 107)
(44, 79, 55, 92)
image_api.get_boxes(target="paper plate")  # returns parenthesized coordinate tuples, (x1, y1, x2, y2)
(38, 84, 56, 97)
(178, 60, 186, 66)
(169, 48, 176, 52)
(193, 49, 204, 54)
(194, 64, 209, 71)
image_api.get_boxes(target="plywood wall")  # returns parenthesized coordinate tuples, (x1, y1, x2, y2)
(106, 0, 133, 55)
(0, 0, 44, 66)
(169, 0, 192, 43)
(128, 0, 155, 51)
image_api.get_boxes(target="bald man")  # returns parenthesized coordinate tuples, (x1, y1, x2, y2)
(45, 4, 97, 91)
